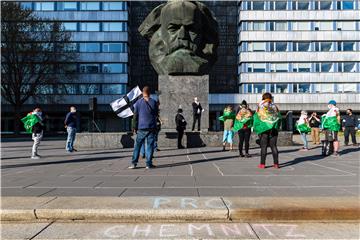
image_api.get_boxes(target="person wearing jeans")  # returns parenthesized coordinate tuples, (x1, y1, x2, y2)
(64, 106, 78, 152)
(298, 110, 309, 151)
(31, 108, 44, 159)
(129, 86, 159, 169)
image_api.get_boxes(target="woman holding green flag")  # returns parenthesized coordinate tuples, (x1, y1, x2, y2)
(322, 100, 341, 156)
(253, 93, 281, 169)
(233, 100, 253, 157)
(296, 110, 311, 151)
(219, 106, 235, 151)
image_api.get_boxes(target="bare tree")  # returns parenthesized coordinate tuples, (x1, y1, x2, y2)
(1, 2, 78, 134)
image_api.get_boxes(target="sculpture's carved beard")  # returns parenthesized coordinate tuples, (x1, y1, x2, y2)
(167, 39, 198, 55)
(163, 49, 208, 75)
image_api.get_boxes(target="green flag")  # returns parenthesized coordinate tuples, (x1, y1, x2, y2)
(232, 109, 253, 132)
(296, 122, 311, 134)
(21, 113, 40, 134)
(253, 103, 281, 135)
(218, 109, 235, 122)
(321, 115, 340, 132)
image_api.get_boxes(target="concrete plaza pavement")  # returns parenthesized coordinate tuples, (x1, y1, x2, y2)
(1, 138, 359, 197)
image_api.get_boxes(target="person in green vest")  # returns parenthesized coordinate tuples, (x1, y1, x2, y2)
(296, 110, 311, 151)
(253, 93, 281, 169)
(322, 100, 341, 156)
(219, 105, 235, 151)
(233, 100, 253, 158)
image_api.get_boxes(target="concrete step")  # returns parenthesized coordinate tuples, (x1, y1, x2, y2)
(1, 197, 359, 222)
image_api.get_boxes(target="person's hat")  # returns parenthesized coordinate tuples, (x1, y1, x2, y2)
(241, 100, 247, 108)
(328, 100, 337, 105)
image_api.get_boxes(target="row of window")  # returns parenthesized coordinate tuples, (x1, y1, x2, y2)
(35, 84, 126, 95)
(240, 83, 359, 94)
(39, 63, 128, 74)
(239, 21, 359, 31)
(62, 22, 127, 32)
(20, 1, 127, 11)
(240, 62, 359, 73)
(240, 41, 359, 52)
(66, 42, 127, 53)
(240, 0, 358, 10)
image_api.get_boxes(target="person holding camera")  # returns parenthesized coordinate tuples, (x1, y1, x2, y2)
(309, 112, 321, 145)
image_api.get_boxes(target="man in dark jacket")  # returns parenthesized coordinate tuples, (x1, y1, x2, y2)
(31, 107, 44, 159)
(65, 106, 78, 152)
(192, 97, 203, 131)
(342, 109, 358, 146)
(130, 86, 159, 169)
(175, 107, 187, 149)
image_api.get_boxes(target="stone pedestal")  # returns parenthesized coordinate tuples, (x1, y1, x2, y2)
(158, 75, 209, 131)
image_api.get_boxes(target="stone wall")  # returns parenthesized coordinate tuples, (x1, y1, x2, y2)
(74, 131, 293, 149)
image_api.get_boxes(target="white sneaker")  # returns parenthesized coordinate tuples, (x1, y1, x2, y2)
(31, 156, 40, 159)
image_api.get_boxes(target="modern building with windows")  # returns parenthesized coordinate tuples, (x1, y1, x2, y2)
(1, 1, 359, 133)
(210, 0, 359, 130)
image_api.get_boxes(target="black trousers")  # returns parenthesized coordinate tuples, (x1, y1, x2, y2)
(344, 126, 357, 145)
(192, 114, 201, 131)
(238, 128, 251, 154)
(260, 129, 279, 165)
(177, 129, 184, 148)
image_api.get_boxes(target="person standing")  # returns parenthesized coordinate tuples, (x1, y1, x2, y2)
(253, 93, 281, 169)
(192, 97, 203, 132)
(175, 107, 187, 149)
(322, 100, 341, 156)
(140, 104, 162, 158)
(129, 86, 158, 169)
(233, 101, 253, 157)
(31, 108, 44, 159)
(64, 106, 78, 153)
(296, 110, 310, 151)
(342, 109, 358, 146)
(219, 106, 235, 151)
(309, 112, 321, 145)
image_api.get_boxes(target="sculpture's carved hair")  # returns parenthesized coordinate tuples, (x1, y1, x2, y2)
(138, 1, 219, 48)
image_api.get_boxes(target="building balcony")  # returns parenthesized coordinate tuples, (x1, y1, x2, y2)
(239, 73, 360, 83)
(239, 10, 360, 21)
(239, 31, 360, 42)
(239, 52, 360, 63)
(78, 53, 128, 63)
(69, 32, 128, 42)
(33, 11, 128, 21)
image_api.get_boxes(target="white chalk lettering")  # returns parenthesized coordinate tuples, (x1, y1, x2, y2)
(159, 224, 177, 237)
(132, 224, 152, 237)
(181, 198, 198, 208)
(103, 226, 126, 238)
(220, 224, 242, 236)
(205, 198, 225, 209)
(153, 197, 171, 209)
(279, 224, 306, 238)
(188, 224, 214, 236)
(253, 224, 274, 236)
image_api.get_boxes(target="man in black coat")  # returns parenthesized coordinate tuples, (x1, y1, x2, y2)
(192, 97, 203, 131)
(175, 107, 187, 149)
(342, 109, 358, 146)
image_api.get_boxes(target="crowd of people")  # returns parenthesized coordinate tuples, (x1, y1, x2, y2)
(22, 86, 358, 170)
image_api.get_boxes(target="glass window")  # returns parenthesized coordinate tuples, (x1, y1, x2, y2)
(321, 63, 334, 72)
(253, 22, 265, 31)
(102, 84, 126, 94)
(276, 42, 287, 51)
(80, 2, 100, 10)
(102, 22, 127, 31)
(343, 42, 355, 51)
(274, 84, 289, 93)
(343, 62, 356, 72)
(253, 63, 266, 72)
(63, 43, 77, 52)
(253, 84, 266, 93)
(63, 22, 77, 31)
(252, 1, 265, 10)
(342, 83, 357, 93)
(80, 23, 100, 31)
(337, 21, 356, 30)
(102, 63, 127, 73)
(103, 2, 127, 10)
(297, 42, 311, 51)
(294, 63, 311, 72)
(102, 43, 127, 52)
(79, 43, 100, 52)
(80, 64, 100, 73)
(275, 1, 287, 10)
(79, 84, 100, 94)
(315, 84, 334, 93)
(338, 0, 354, 10)
(320, 1, 332, 9)
(275, 22, 287, 31)
(57, 2, 77, 11)
(34, 2, 54, 11)
(271, 63, 288, 72)
(250, 42, 266, 52)
(298, 84, 310, 93)
(57, 84, 77, 94)
(319, 21, 333, 30)
(293, 21, 310, 31)
(36, 85, 54, 94)
(20, 2, 32, 9)
(321, 42, 333, 51)
(297, 1, 310, 10)
(60, 64, 77, 74)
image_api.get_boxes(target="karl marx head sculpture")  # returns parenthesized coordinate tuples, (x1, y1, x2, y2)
(139, 0, 219, 75)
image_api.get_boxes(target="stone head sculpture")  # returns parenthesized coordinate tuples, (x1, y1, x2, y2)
(139, 0, 219, 75)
